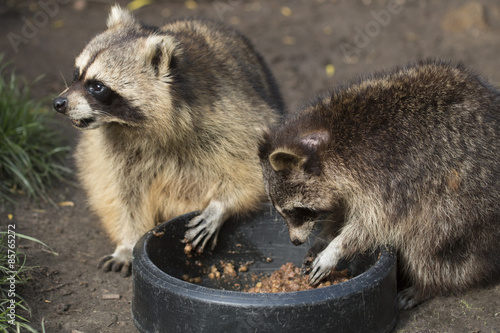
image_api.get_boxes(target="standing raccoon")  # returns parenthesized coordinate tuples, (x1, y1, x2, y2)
(53, 5, 284, 276)
(259, 60, 500, 309)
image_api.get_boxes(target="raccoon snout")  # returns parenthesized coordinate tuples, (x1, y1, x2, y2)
(53, 97, 68, 114)
(292, 239, 304, 246)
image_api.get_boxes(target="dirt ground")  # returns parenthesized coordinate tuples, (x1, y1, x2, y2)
(1, 0, 500, 332)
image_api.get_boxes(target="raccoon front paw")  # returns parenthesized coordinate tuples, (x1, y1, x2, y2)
(184, 201, 227, 253)
(184, 215, 223, 253)
(307, 250, 338, 286)
(97, 245, 133, 277)
(397, 286, 428, 310)
(306, 237, 343, 285)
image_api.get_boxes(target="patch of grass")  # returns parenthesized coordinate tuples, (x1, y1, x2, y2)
(0, 54, 72, 203)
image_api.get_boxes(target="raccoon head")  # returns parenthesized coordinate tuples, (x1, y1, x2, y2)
(53, 5, 178, 130)
(259, 127, 335, 245)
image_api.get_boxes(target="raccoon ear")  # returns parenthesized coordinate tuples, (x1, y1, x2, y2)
(269, 149, 305, 172)
(107, 5, 136, 29)
(143, 35, 178, 77)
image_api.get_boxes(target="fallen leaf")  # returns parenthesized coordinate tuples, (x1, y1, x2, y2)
(185, 0, 198, 10)
(325, 64, 335, 77)
(126, 0, 153, 12)
(281, 36, 296, 45)
(281, 6, 292, 17)
(52, 20, 65, 29)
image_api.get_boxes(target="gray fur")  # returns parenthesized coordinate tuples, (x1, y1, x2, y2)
(259, 59, 500, 309)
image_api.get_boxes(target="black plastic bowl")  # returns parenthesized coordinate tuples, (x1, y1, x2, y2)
(132, 205, 398, 333)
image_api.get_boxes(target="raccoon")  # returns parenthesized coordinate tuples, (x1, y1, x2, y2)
(53, 5, 284, 276)
(259, 59, 500, 309)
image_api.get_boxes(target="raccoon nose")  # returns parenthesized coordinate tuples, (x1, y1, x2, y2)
(292, 239, 304, 246)
(53, 97, 68, 114)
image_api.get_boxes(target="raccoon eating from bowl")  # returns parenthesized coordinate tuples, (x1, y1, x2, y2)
(258, 59, 500, 309)
(53, 5, 284, 276)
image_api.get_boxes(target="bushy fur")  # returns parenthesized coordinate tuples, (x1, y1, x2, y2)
(259, 59, 500, 309)
(54, 5, 284, 275)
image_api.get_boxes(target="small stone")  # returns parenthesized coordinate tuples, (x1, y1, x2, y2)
(101, 294, 120, 300)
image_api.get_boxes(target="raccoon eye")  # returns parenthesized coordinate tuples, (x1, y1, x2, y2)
(88, 81, 106, 94)
(296, 207, 318, 218)
(285, 207, 318, 219)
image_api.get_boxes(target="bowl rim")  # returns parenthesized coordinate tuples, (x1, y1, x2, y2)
(133, 212, 396, 308)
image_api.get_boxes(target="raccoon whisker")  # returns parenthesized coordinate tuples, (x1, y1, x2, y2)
(309, 232, 329, 243)
(60, 71, 68, 88)
(313, 219, 337, 225)
(99, 111, 138, 126)
(99, 112, 114, 119)
(97, 111, 122, 122)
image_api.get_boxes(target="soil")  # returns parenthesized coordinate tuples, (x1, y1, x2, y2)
(1, 0, 500, 332)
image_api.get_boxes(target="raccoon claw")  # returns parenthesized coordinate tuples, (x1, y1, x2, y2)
(307, 251, 337, 285)
(97, 244, 133, 277)
(184, 217, 222, 253)
(397, 287, 427, 310)
(185, 217, 221, 253)
(184, 201, 227, 253)
(98, 255, 113, 270)
(98, 254, 132, 277)
(308, 264, 330, 286)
